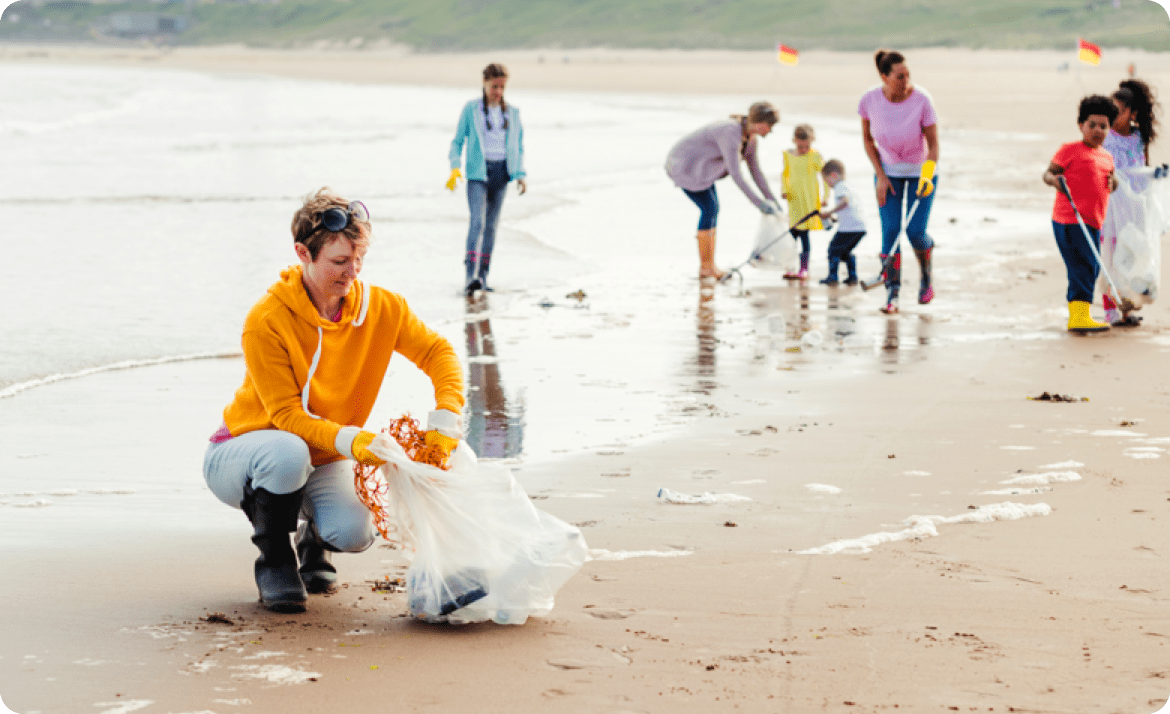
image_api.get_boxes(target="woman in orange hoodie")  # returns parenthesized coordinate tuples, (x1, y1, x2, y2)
(203, 188, 465, 613)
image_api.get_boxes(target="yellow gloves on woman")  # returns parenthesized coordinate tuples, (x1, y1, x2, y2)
(917, 160, 936, 197)
(351, 430, 386, 467)
(445, 168, 463, 192)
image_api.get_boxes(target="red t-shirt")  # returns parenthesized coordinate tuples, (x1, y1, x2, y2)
(1051, 141, 1114, 228)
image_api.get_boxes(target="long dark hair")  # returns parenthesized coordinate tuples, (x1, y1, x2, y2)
(482, 63, 509, 131)
(1114, 78, 1159, 151)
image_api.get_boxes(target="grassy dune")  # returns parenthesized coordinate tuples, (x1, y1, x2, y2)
(1, 0, 1167, 51)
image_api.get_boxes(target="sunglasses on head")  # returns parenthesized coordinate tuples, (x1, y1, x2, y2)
(309, 201, 370, 237)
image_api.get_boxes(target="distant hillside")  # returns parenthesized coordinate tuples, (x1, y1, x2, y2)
(1, 0, 1168, 51)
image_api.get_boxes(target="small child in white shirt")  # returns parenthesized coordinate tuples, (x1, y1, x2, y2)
(818, 159, 867, 285)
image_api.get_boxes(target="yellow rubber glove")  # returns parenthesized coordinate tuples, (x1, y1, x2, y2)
(445, 168, 462, 192)
(916, 160, 936, 197)
(351, 430, 386, 467)
(424, 430, 459, 462)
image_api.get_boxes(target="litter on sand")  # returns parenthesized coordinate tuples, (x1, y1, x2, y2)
(657, 487, 751, 504)
(1027, 392, 1088, 402)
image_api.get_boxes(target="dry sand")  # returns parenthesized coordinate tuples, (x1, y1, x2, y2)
(4, 45, 1170, 714)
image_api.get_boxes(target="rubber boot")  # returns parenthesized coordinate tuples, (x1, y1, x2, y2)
(843, 255, 859, 285)
(1067, 301, 1110, 333)
(798, 252, 810, 280)
(914, 247, 934, 304)
(477, 254, 493, 292)
(464, 252, 483, 295)
(880, 253, 901, 314)
(242, 483, 308, 613)
(296, 519, 339, 594)
(697, 229, 723, 280)
(820, 255, 840, 285)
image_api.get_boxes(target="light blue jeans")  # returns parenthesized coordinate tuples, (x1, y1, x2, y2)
(465, 160, 510, 286)
(203, 430, 376, 552)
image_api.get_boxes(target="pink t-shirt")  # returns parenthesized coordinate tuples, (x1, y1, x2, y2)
(858, 86, 938, 177)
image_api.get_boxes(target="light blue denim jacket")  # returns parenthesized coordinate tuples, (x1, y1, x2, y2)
(448, 99, 526, 181)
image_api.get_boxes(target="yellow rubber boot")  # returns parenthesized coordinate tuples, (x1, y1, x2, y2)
(1067, 301, 1110, 333)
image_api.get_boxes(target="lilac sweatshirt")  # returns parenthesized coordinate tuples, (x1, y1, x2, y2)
(665, 119, 776, 209)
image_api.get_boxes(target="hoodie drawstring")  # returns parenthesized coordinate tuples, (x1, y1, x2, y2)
(301, 280, 368, 419)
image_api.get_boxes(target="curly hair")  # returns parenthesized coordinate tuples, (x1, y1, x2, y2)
(290, 187, 371, 261)
(1078, 95, 1119, 125)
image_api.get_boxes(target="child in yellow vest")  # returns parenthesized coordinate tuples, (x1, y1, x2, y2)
(781, 124, 826, 279)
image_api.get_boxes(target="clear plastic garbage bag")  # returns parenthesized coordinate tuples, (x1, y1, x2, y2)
(1099, 167, 1168, 306)
(367, 435, 587, 625)
(748, 204, 795, 271)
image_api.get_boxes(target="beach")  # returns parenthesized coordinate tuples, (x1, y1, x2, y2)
(2, 44, 1170, 714)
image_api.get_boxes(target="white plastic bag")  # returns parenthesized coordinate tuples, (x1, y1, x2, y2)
(367, 435, 587, 625)
(1099, 167, 1167, 305)
(748, 207, 795, 271)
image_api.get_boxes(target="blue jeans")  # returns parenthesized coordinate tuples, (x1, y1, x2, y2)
(876, 176, 937, 255)
(203, 430, 376, 553)
(683, 185, 719, 230)
(792, 228, 811, 260)
(1052, 221, 1100, 303)
(466, 160, 510, 286)
(827, 230, 866, 279)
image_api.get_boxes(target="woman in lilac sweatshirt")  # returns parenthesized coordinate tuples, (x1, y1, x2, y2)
(666, 101, 781, 280)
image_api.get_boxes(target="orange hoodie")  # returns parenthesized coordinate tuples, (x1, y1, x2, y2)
(222, 266, 464, 466)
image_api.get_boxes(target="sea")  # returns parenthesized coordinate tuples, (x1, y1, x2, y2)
(0, 60, 1055, 464)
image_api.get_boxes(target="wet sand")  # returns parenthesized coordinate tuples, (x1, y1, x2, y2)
(4, 46, 1170, 714)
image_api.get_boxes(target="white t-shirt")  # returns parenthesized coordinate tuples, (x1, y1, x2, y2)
(831, 180, 866, 233)
(477, 104, 508, 161)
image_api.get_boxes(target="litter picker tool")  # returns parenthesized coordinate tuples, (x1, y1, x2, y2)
(861, 190, 922, 291)
(720, 209, 820, 287)
(1057, 175, 1136, 312)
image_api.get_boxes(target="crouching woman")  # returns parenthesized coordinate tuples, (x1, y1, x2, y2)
(203, 188, 465, 612)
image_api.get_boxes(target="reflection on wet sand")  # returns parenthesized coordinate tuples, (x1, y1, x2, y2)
(464, 297, 525, 458)
(734, 281, 936, 365)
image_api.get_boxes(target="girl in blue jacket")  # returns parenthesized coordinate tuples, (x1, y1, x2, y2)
(447, 63, 527, 294)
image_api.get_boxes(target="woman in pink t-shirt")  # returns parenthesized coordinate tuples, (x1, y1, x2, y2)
(859, 49, 940, 313)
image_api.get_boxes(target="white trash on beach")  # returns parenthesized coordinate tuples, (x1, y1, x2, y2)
(800, 330, 824, 350)
(368, 436, 587, 625)
(657, 487, 751, 505)
(765, 313, 787, 336)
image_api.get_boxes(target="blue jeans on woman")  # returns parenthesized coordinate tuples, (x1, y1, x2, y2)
(466, 160, 510, 289)
(877, 175, 937, 256)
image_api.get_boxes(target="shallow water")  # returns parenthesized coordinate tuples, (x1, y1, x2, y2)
(1, 61, 1060, 462)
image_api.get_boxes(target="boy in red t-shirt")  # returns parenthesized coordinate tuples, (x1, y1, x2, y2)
(1042, 95, 1119, 332)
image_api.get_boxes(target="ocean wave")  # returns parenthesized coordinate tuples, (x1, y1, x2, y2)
(0, 351, 242, 399)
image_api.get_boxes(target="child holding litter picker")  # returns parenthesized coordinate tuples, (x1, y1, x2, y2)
(781, 124, 825, 279)
(1042, 95, 1120, 333)
(818, 159, 866, 285)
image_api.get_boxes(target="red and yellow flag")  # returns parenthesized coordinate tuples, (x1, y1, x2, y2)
(1078, 38, 1101, 66)
(777, 44, 799, 66)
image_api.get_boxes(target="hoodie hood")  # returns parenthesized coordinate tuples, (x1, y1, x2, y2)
(273, 265, 369, 328)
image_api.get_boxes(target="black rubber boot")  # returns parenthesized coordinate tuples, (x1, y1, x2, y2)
(296, 520, 339, 594)
(241, 484, 307, 613)
(881, 252, 902, 314)
(914, 247, 934, 304)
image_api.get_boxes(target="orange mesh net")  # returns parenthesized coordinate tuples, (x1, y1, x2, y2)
(353, 414, 450, 540)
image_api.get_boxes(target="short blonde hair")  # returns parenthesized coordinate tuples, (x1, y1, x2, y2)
(794, 124, 815, 142)
(290, 187, 371, 260)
